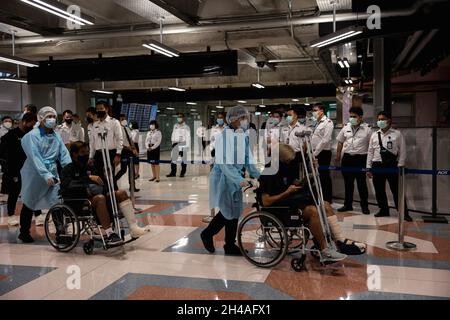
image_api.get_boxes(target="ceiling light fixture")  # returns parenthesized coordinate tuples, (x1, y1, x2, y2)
(166, 107, 175, 110)
(92, 90, 113, 95)
(252, 83, 265, 89)
(237, 100, 247, 104)
(21, 0, 94, 26)
(292, 98, 300, 102)
(0, 52, 38, 68)
(186, 102, 197, 105)
(343, 58, 350, 68)
(143, 42, 179, 58)
(310, 26, 364, 48)
(168, 87, 186, 92)
(337, 58, 345, 69)
(0, 78, 28, 84)
(304, 97, 310, 106)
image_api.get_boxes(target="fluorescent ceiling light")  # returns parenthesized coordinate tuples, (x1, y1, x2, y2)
(255, 112, 261, 116)
(166, 107, 175, 110)
(337, 59, 345, 68)
(343, 58, 350, 68)
(251, 83, 265, 89)
(21, 0, 93, 26)
(344, 79, 349, 84)
(0, 78, 28, 84)
(259, 104, 266, 108)
(310, 26, 364, 48)
(304, 102, 310, 106)
(237, 100, 247, 104)
(190, 109, 196, 111)
(211, 110, 217, 113)
(216, 106, 224, 109)
(92, 90, 113, 95)
(0, 53, 38, 68)
(143, 40, 179, 58)
(292, 98, 300, 102)
(168, 86, 186, 92)
(348, 79, 353, 84)
(186, 102, 197, 105)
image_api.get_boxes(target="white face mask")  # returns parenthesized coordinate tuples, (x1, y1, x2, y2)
(121, 120, 128, 127)
(149, 125, 155, 130)
(3, 122, 12, 129)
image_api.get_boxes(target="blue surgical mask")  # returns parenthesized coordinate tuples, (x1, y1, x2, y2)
(312, 111, 319, 120)
(349, 117, 358, 126)
(240, 119, 249, 130)
(217, 119, 224, 126)
(272, 118, 280, 126)
(177, 118, 183, 124)
(44, 118, 56, 129)
(377, 120, 388, 129)
(286, 116, 293, 124)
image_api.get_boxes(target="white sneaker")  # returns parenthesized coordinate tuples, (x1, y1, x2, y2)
(35, 214, 46, 226)
(8, 216, 19, 226)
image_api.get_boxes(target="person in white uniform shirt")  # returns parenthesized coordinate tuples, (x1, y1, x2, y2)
(85, 107, 97, 144)
(146, 120, 162, 182)
(167, 113, 191, 178)
(311, 103, 334, 203)
(366, 111, 411, 221)
(56, 110, 85, 147)
(0, 116, 13, 138)
(335, 107, 372, 214)
(282, 107, 309, 179)
(88, 101, 123, 190)
(209, 112, 226, 160)
(130, 121, 141, 179)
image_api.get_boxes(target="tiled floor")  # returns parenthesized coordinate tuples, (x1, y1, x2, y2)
(0, 162, 449, 300)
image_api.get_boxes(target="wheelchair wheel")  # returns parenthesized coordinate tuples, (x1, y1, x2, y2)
(44, 204, 80, 252)
(238, 211, 288, 268)
(291, 254, 306, 272)
(83, 240, 94, 255)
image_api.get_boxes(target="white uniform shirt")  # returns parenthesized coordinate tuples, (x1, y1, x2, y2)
(196, 126, 206, 140)
(366, 128, 406, 168)
(56, 122, 85, 144)
(311, 115, 334, 157)
(281, 121, 310, 152)
(121, 126, 134, 147)
(210, 125, 225, 149)
(336, 122, 372, 155)
(87, 123, 94, 144)
(89, 116, 124, 159)
(131, 129, 139, 144)
(171, 123, 191, 148)
(145, 130, 162, 151)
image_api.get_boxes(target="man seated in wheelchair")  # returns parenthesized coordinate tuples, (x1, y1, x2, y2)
(60, 141, 148, 244)
(259, 143, 366, 257)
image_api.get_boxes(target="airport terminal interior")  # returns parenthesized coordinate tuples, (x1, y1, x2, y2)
(0, 0, 449, 302)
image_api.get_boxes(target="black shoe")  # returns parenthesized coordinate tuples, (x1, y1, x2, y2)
(179, 174, 185, 178)
(18, 233, 34, 243)
(337, 206, 353, 212)
(374, 210, 390, 217)
(224, 244, 243, 256)
(200, 230, 215, 253)
(149, 178, 156, 182)
(362, 207, 370, 215)
(106, 233, 124, 246)
(166, 174, 176, 177)
(404, 214, 413, 222)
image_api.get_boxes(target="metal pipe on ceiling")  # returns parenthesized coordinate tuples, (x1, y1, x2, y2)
(0, 0, 444, 46)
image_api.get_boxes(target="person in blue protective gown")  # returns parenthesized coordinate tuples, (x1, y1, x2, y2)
(18, 106, 72, 243)
(201, 105, 260, 255)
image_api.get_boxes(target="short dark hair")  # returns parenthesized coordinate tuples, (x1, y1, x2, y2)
(86, 107, 96, 114)
(217, 112, 226, 118)
(130, 121, 139, 130)
(349, 107, 363, 116)
(22, 113, 37, 123)
(63, 110, 73, 116)
(149, 120, 159, 129)
(288, 106, 306, 117)
(272, 109, 284, 117)
(178, 113, 185, 118)
(2, 116, 12, 122)
(96, 101, 110, 109)
(24, 104, 37, 114)
(119, 114, 126, 118)
(313, 103, 326, 112)
(69, 141, 88, 157)
(378, 111, 392, 119)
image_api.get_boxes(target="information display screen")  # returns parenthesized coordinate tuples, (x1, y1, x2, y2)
(120, 103, 158, 131)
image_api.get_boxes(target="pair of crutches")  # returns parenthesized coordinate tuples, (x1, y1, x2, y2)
(295, 131, 337, 252)
(98, 129, 122, 237)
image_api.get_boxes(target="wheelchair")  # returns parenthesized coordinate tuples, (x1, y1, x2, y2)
(44, 198, 131, 255)
(237, 189, 322, 272)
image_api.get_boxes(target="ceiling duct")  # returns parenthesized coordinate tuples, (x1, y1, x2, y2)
(114, 0, 182, 24)
(316, 0, 352, 12)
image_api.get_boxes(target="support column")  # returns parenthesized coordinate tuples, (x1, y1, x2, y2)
(373, 38, 392, 114)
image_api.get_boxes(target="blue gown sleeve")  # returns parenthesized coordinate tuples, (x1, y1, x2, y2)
(57, 134, 72, 167)
(21, 133, 53, 181)
(217, 163, 245, 186)
(245, 136, 261, 178)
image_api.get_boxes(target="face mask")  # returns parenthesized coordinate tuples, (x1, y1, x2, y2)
(177, 118, 183, 124)
(65, 119, 73, 125)
(96, 111, 106, 119)
(121, 120, 128, 126)
(286, 116, 294, 124)
(240, 119, 249, 130)
(77, 155, 89, 165)
(272, 118, 280, 126)
(3, 122, 12, 129)
(377, 120, 388, 129)
(44, 118, 56, 129)
(349, 117, 358, 126)
(299, 118, 306, 125)
(312, 111, 320, 120)
(217, 119, 224, 126)
(86, 117, 94, 124)
(149, 125, 155, 130)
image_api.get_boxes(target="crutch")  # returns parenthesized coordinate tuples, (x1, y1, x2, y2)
(295, 131, 337, 252)
(98, 129, 121, 236)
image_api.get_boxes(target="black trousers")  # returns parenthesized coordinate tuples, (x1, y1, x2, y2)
(6, 174, 41, 218)
(372, 162, 408, 214)
(115, 152, 131, 184)
(317, 150, 332, 203)
(341, 153, 369, 209)
(94, 149, 118, 190)
(202, 211, 238, 248)
(169, 143, 187, 175)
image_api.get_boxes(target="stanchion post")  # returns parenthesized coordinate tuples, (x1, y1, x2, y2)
(129, 156, 135, 208)
(386, 166, 417, 251)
